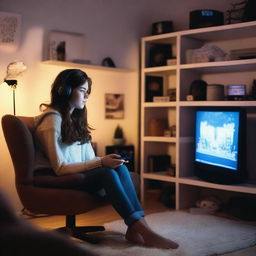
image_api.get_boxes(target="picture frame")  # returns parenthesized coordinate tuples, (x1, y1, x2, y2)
(148, 43, 172, 67)
(48, 30, 86, 62)
(145, 76, 163, 102)
(0, 11, 21, 48)
(105, 93, 124, 119)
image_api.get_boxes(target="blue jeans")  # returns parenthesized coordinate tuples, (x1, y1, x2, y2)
(82, 164, 144, 226)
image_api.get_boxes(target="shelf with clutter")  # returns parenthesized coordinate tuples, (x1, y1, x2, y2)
(43, 30, 133, 73)
(140, 21, 256, 212)
(42, 60, 133, 73)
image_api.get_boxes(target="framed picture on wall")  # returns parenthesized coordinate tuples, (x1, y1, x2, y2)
(0, 11, 21, 48)
(105, 93, 124, 119)
(48, 30, 86, 62)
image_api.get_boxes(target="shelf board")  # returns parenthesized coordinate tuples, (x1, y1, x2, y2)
(143, 102, 176, 107)
(42, 60, 134, 73)
(143, 101, 256, 107)
(180, 58, 256, 73)
(179, 177, 256, 194)
(142, 60, 256, 74)
(142, 21, 256, 42)
(179, 101, 256, 107)
(143, 136, 176, 143)
(143, 65, 176, 75)
(143, 172, 176, 182)
(180, 21, 256, 41)
(142, 33, 178, 43)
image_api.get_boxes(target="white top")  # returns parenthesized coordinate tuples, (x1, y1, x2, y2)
(34, 109, 102, 176)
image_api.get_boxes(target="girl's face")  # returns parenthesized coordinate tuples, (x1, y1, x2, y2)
(69, 81, 89, 112)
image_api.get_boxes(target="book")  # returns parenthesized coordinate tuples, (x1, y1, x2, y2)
(153, 96, 170, 102)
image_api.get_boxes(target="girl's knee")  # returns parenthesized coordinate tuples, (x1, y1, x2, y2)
(104, 168, 118, 179)
(116, 164, 129, 175)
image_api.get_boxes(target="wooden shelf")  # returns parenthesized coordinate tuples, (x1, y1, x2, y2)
(143, 65, 177, 74)
(143, 102, 176, 107)
(180, 21, 256, 41)
(143, 136, 176, 143)
(180, 58, 256, 73)
(42, 60, 134, 73)
(179, 101, 256, 107)
(179, 177, 256, 194)
(143, 172, 176, 183)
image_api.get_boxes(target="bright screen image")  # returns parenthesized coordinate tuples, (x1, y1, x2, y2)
(195, 111, 239, 170)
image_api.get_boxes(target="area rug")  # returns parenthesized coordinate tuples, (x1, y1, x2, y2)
(80, 211, 256, 256)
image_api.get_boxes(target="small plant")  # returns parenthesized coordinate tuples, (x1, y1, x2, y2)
(113, 125, 125, 145)
(114, 125, 123, 139)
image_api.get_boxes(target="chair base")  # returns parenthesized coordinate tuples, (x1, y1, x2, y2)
(56, 215, 105, 243)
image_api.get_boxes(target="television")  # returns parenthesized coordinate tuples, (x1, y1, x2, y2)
(194, 107, 246, 185)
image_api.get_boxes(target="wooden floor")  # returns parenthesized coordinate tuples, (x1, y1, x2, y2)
(27, 199, 167, 230)
(26, 199, 256, 256)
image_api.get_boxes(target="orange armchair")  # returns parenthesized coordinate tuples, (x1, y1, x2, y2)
(2, 114, 108, 242)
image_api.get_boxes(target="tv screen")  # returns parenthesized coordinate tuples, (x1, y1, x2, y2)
(194, 107, 246, 184)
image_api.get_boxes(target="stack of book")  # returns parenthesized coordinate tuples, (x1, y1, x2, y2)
(230, 48, 256, 60)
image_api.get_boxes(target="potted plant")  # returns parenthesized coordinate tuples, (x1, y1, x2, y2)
(113, 125, 125, 145)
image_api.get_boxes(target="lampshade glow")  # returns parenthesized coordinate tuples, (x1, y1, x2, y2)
(1, 61, 27, 115)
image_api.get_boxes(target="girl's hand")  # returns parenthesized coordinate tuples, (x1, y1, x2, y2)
(101, 154, 125, 168)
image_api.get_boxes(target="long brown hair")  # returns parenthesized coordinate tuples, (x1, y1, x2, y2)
(40, 69, 92, 144)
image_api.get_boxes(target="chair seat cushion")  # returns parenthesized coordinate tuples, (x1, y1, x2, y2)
(34, 168, 141, 195)
(33, 169, 86, 190)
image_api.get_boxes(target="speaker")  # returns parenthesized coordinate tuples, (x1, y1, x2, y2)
(189, 9, 224, 29)
(151, 21, 173, 35)
(242, 0, 256, 22)
(189, 80, 207, 100)
(206, 84, 224, 101)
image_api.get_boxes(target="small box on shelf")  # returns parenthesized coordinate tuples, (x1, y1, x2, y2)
(149, 119, 168, 136)
(167, 58, 177, 65)
(153, 96, 170, 102)
(164, 125, 176, 137)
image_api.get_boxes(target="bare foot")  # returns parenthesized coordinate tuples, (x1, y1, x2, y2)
(142, 231, 179, 249)
(125, 227, 144, 245)
(125, 219, 179, 249)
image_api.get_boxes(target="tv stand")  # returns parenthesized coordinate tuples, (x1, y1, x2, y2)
(196, 174, 245, 186)
(140, 21, 256, 210)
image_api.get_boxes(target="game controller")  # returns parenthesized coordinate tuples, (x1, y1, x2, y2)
(114, 153, 131, 163)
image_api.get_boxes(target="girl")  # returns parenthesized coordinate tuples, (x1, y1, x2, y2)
(34, 69, 178, 249)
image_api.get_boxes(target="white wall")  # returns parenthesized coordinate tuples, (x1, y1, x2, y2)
(0, 0, 235, 210)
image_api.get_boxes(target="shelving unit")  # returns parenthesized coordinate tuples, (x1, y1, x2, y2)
(140, 21, 256, 210)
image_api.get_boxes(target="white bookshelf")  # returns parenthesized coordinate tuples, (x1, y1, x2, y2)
(140, 21, 256, 210)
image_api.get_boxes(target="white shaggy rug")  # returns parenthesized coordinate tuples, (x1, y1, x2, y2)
(80, 211, 256, 256)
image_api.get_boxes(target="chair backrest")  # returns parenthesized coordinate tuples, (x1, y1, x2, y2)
(2, 115, 35, 185)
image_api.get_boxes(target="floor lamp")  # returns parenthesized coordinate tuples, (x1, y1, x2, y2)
(1, 61, 27, 115)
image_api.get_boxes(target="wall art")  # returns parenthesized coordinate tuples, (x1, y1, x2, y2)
(105, 93, 124, 119)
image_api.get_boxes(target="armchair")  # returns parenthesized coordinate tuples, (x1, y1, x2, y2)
(2, 114, 111, 242)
